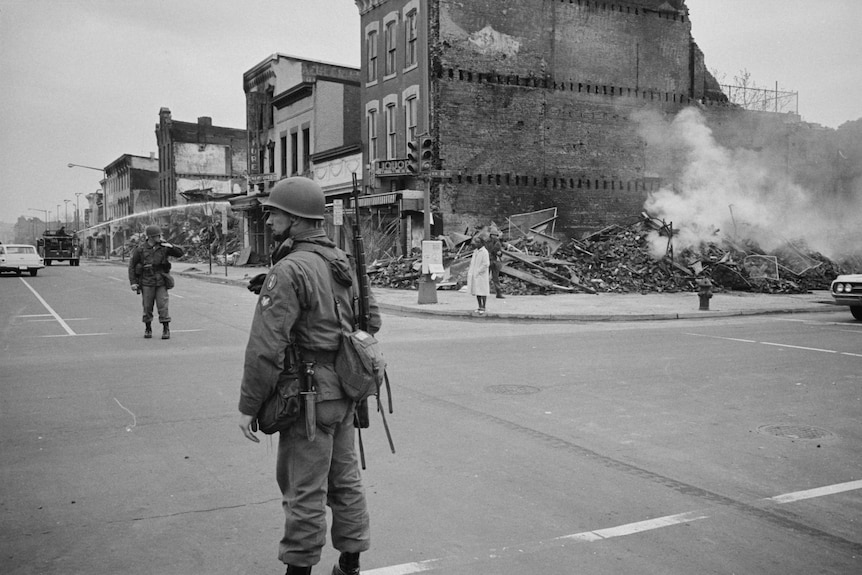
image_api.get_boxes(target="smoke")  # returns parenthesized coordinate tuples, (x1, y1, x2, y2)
(632, 107, 862, 261)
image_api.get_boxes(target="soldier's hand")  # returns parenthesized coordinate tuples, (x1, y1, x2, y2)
(239, 413, 260, 443)
(130, 284, 139, 292)
(247, 273, 267, 294)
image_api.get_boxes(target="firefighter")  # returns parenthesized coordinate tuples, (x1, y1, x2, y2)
(128, 225, 183, 339)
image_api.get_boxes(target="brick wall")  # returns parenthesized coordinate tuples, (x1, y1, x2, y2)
(434, 0, 698, 237)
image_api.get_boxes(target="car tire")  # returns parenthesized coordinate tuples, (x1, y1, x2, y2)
(30, 269, 38, 276)
(851, 307, 862, 321)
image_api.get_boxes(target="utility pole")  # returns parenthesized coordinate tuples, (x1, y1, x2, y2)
(75, 193, 83, 232)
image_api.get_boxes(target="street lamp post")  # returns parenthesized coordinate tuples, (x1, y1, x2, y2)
(64, 200, 71, 227)
(57, 205, 61, 231)
(28, 207, 49, 234)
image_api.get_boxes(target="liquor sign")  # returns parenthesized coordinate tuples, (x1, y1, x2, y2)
(375, 158, 410, 177)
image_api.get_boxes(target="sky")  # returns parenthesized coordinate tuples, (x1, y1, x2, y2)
(1, 0, 860, 228)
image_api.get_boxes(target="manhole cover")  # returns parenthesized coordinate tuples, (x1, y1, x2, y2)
(486, 384, 541, 395)
(757, 424, 834, 440)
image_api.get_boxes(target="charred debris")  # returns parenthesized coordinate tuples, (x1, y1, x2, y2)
(366, 213, 854, 296)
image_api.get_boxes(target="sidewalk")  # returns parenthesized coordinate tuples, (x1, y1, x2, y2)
(105, 259, 840, 321)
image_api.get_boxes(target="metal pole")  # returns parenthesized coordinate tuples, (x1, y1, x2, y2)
(75, 193, 82, 232)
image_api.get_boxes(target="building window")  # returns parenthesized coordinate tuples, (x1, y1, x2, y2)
(268, 141, 275, 173)
(367, 109, 378, 161)
(280, 135, 287, 176)
(405, 10, 417, 68)
(367, 30, 378, 82)
(405, 96, 417, 143)
(291, 131, 298, 175)
(385, 21, 397, 76)
(302, 127, 310, 174)
(385, 104, 397, 160)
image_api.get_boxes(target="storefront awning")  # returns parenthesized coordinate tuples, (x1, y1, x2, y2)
(229, 195, 264, 212)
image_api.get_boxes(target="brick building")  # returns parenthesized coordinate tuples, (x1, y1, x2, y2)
(101, 153, 159, 256)
(155, 108, 248, 208)
(236, 54, 362, 259)
(346, 0, 847, 245)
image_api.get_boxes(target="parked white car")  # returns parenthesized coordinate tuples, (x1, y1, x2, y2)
(0, 244, 45, 276)
(830, 273, 862, 321)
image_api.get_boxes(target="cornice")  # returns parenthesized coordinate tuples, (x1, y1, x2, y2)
(355, 0, 389, 16)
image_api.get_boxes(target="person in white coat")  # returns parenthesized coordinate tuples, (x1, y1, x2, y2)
(466, 234, 490, 314)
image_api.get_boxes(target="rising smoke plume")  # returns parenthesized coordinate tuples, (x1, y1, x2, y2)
(632, 107, 862, 262)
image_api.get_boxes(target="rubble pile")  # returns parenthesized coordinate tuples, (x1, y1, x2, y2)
(367, 214, 853, 295)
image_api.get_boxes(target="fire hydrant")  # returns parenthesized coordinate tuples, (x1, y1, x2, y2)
(697, 278, 713, 311)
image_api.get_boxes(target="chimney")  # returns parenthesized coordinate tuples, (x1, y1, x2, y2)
(198, 116, 213, 127)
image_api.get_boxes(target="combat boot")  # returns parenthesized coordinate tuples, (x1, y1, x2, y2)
(332, 552, 360, 575)
(285, 566, 312, 575)
(144, 322, 152, 339)
(161, 322, 170, 340)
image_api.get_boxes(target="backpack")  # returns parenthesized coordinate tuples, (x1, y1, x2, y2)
(299, 245, 386, 401)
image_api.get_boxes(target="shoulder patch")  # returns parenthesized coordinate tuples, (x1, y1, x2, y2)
(259, 295, 272, 310)
(267, 274, 278, 290)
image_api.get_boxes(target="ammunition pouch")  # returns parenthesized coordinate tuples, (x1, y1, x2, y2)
(256, 370, 302, 435)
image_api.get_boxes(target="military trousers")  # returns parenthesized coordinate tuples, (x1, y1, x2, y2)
(140, 285, 170, 324)
(276, 398, 370, 567)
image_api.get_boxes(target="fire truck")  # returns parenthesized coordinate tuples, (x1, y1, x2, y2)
(37, 229, 81, 266)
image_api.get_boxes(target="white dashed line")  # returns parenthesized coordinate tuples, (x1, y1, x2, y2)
(763, 480, 862, 504)
(366, 480, 862, 573)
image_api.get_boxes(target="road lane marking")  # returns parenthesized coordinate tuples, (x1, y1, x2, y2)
(363, 479, 862, 573)
(759, 341, 837, 354)
(19, 278, 76, 336)
(686, 332, 860, 358)
(39, 333, 111, 338)
(686, 333, 756, 343)
(365, 561, 440, 575)
(763, 480, 862, 504)
(557, 511, 709, 542)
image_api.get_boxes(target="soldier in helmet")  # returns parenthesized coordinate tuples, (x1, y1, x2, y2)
(237, 177, 381, 575)
(128, 225, 183, 339)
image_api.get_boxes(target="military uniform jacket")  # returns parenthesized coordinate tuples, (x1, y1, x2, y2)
(238, 230, 381, 417)
(128, 242, 184, 287)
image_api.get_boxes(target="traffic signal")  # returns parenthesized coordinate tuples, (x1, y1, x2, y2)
(407, 139, 420, 174)
(419, 136, 433, 172)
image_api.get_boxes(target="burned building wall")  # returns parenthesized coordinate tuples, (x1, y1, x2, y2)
(433, 0, 703, 238)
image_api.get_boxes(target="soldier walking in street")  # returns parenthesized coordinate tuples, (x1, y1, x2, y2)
(238, 177, 381, 575)
(128, 225, 183, 339)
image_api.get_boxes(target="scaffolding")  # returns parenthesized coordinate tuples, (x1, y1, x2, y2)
(720, 83, 798, 115)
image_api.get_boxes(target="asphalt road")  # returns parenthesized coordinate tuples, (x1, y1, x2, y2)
(1, 263, 860, 575)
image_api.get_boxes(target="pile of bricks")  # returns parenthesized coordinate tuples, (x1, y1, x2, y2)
(367, 215, 850, 295)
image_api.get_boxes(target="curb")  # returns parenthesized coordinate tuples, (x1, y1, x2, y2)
(377, 302, 840, 323)
(98, 260, 840, 323)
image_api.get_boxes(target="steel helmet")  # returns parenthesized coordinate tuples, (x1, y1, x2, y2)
(145, 225, 162, 237)
(262, 177, 325, 220)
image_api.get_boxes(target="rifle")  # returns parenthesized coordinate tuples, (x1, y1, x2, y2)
(351, 173, 395, 467)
